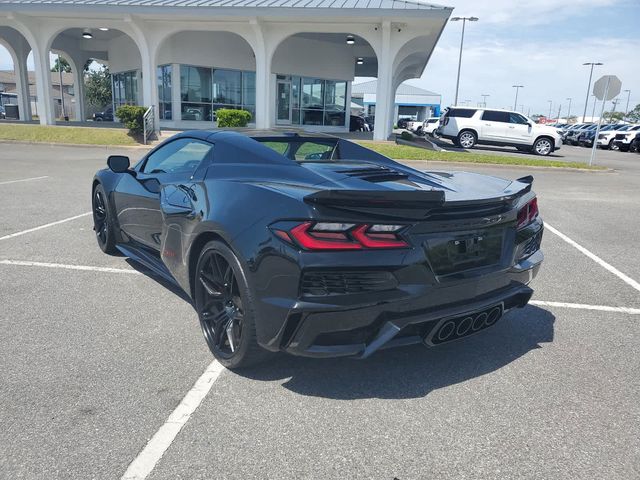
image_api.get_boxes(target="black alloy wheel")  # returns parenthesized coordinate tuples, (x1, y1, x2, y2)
(194, 241, 267, 369)
(92, 184, 117, 254)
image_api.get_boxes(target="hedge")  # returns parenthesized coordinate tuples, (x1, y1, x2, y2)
(216, 109, 252, 128)
(116, 105, 147, 136)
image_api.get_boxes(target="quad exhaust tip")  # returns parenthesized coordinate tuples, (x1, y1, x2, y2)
(425, 304, 503, 346)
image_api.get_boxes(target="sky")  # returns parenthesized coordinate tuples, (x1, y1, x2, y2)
(1, 0, 639, 118)
(405, 0, 640, 117)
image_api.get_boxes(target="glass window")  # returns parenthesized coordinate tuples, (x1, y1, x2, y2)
(482, 110, 510, 122)
(157, 65, 172, 120)
(181, 66, 211, 103)
(258, 139, 338, 162)
(447, 108, 476, 118)
(212, 69, 241, 105)
(112, 71, 139, 108)
(143, 138, 212, 175)
(302, 78, 324, 109)
(509, 113, 529, 124)
(180, 65, 255, 122)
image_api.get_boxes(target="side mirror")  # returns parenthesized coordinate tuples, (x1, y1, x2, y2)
(107, 155, 130, 173)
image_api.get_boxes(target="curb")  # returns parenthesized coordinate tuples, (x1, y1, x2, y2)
(0, 139, 154, 150)
(400, 159, 614, 173)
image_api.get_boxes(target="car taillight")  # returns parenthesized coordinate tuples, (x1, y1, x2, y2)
(517, 197, 539, 229)
(274, 222, 409, 251)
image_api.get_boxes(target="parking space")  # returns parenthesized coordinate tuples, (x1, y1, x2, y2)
(1, 143, 640, 479)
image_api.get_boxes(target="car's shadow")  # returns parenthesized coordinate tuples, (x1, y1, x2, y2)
(238, 305, 554, 400)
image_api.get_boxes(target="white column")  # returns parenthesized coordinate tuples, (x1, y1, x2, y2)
(140, 43, 159, 131)
(252, 22, 271, 129)
(374, 21, 393, 140)
(32, 44, 55, 125)
(171, 63, 181, 125)
(71, 57, 86, 122)
(14, 50, 32, 121)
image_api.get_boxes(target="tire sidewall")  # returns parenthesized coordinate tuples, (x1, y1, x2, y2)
(195, 240, 260, 369)
(533, 137, 553, 156)
(92, 184, 117, 254)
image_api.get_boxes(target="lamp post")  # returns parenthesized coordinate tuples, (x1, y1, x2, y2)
(566, 97, 572, 123)
(623, 89, 631, 120)
(582, 62, 603, 122)
(591, 94, 597, 121)
(512, 85, 523, 110)
(450, 16, 479, 106)
(548, 100, 553, 120)
(481, 94, 489, 107)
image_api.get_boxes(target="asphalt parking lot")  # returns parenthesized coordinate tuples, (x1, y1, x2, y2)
(1, 142, 640, 480)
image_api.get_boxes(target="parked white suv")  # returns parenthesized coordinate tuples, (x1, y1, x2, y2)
(438, 107, 562, 156)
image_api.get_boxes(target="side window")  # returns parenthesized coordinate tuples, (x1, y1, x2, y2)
(448, 108, 477, 118)
(142, 138, 212, 175)
(509, 113, 529, 124)
(482, 110, 510, 122)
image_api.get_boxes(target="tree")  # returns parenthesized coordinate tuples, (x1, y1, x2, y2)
(51, 56, 71, 73)
(627, 104, 640, 123)
(85, 66, 112, 109)
(604, 111, 624, 123)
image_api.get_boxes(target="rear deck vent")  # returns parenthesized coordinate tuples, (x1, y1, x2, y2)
(337, 166, 408, 183)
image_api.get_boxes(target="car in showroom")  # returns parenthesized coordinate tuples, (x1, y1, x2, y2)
(596, 124, 637, 149)
(92, 130, 544, 369)
(438, 107, 561, 155)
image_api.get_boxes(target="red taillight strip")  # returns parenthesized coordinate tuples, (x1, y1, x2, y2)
(517, 198, 539, 229)
(351, 224, 408, 248)
(289, 222, 362, 250)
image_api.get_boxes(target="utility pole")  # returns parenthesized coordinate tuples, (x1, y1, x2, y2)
(591, 95, 597, 121)
(582, 62, 603, 122)
(481, 94, 489, 107)
(623, 89, 631, 120)
(557, 104, 562, 123)
(451, 16, 479, 106)
(547, 100, 553, 120)
(566, 97, 572, 123)
(512, 85, 523, 110)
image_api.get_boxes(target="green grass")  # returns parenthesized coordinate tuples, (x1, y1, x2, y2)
(356, 141, 604, 170)
(0, 124, 139, 146)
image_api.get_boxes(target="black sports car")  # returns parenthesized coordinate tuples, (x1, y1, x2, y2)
(92, 130, 544, 369)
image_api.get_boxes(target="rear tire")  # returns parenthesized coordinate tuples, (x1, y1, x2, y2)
(194, 241, 269, 370)
(533, 137, 553, 156)
(92, 184, 118, 254)
(457, 130, 477, 149)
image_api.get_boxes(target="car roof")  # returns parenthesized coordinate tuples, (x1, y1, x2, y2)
(173, 129, 337, 143)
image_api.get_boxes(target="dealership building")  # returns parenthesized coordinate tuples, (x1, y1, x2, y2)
(0, 0, 451, 140)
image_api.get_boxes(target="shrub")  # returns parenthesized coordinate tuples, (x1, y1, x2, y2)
(116, 105, 147, 136)
(216, 109, 252, 128)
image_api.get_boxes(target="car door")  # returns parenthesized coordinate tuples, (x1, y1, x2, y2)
(480, 110, 509, 142)
(506, 112, 533, 144)
(112, 137, 213, 251)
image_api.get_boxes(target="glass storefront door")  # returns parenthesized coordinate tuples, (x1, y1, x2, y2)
(276, 80, 292, 124)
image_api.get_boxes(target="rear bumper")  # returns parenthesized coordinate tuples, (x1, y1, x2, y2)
(268, 249, 543, 359)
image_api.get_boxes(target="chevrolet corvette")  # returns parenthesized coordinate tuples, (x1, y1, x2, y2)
(92, 130, 543, 369)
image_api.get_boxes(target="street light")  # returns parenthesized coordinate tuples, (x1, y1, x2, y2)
(566, 97, 572, 123)
(481, 94, 489, 107)
(548, 100, 553, 120)
(623, 89, 631, 120)
(512, 85, 523, 110)
(582, 62, 603, 122)
(450, 16, 479, 106)
(591, 94, 597, 121)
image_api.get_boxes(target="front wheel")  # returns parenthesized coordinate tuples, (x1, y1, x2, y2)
(457, 130, 477, 149)
(533, 137, 553, 156)
(194, 241, 269, 369)
(92, 184, 117, 254)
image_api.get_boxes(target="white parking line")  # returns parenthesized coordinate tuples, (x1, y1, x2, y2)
(120, 360, 225, 480)
(545, 222, 640, 294)
(0, 260, 141, 275)
(0, 212, 92, 241)
(530, 300, 640, 315)
(0, 176, 49, 185)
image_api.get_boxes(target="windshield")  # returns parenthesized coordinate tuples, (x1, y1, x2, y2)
(257, 138, 340, 162)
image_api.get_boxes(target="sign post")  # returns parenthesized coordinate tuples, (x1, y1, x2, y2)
(590, 75, 622, 166)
